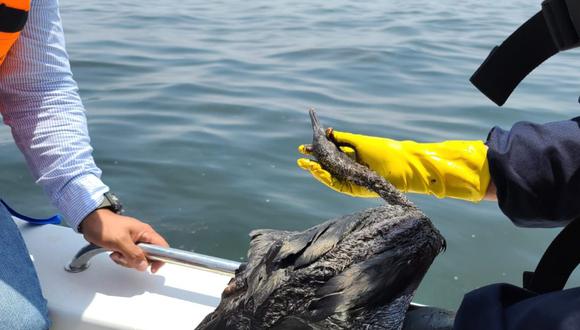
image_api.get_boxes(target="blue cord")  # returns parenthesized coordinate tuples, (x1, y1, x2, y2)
(1, 200, 62, 225)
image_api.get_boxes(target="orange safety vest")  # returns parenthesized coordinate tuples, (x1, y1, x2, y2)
(0, 0, 31, 66)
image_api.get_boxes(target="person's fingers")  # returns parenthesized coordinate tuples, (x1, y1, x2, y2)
(138, 230, 170, 248)
(331, 130, 365, 146)
(137, 231, 170, 273)
(298, 150, 378, 197)
(298, 159, 335, 186)
(298, 156, 378, 197)
(298, 144, 313, 155)
(110, 251, 129, 267)
(116, 237, 148, 271)
(297, 158, 319, 171)
(311, 167, 333, 186)
(300, 142, 355, 160)
(149, 261, 163, 274)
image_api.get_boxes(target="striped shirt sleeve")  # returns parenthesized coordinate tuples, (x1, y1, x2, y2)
(0, 0, 109, 231)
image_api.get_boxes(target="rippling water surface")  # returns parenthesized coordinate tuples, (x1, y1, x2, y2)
(2, 0, 580, 309)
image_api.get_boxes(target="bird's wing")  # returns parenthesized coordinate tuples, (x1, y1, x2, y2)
(307, 246, 434, 321)
(272, 211, 367, 270)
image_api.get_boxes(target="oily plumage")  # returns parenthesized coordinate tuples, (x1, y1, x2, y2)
(196, 110, 446, 330)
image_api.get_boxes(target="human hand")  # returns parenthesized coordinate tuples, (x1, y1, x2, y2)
(297, 130, 388, 198)
(79, 209, 169, 273)
(297, 129, 491, 202)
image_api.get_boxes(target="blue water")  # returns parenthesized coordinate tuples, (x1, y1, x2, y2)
(1, 0, 580, 310)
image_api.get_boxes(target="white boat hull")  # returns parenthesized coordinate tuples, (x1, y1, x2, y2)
(16, 219, 230, 330)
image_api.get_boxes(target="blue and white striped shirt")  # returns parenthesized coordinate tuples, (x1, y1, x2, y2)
(0, 0, 109, 231)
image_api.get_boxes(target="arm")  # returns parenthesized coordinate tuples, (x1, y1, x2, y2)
(0, 0, 168, 272)
(298, 133, 492, 202)
(0, 0, 107, 229)
(486, 118, 580, 227)
(484, 181, 497, 201)
(297, 116, 576, 228)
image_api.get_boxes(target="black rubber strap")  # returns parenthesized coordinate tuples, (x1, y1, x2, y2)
(523, 216, 580, 294)
(0, 4, 28, 33)
(470, 12, 558, 106)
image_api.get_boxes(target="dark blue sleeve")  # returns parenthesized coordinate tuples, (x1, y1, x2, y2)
(454, 284, 580, 330)
(486, 118, 580, 228)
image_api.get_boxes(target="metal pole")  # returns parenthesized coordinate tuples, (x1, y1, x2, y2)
(65, 243, 241, 276)
(138, 243, 241, 276)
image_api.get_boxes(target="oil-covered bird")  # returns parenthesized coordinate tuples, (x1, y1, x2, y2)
(196, 109, 446, 330)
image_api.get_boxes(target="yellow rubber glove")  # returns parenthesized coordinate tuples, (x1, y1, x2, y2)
(297, 130, 491, 202)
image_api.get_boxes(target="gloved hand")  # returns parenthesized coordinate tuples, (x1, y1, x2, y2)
(297, 130, 491, 202)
